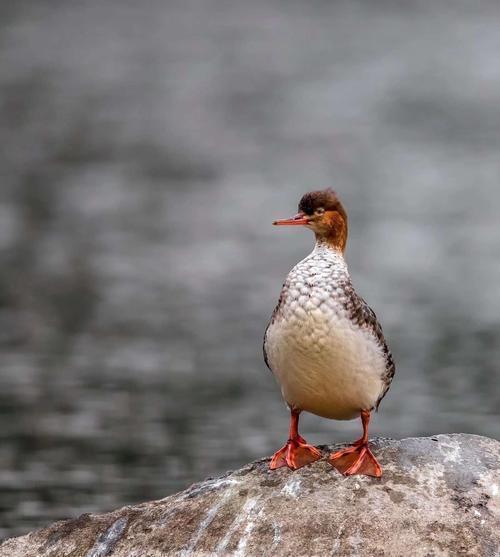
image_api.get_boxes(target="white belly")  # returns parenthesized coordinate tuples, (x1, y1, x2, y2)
(265, 308, 386, 420)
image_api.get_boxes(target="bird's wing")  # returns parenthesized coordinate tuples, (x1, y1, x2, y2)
(262, 284, 286, 373)
(343, 284, 396, 409)
(263, 325, 271, 371)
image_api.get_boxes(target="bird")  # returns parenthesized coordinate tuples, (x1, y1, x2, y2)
(263, 188, 395, 477)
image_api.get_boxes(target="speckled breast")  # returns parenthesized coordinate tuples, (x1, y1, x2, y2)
(264, 245, 387, 420)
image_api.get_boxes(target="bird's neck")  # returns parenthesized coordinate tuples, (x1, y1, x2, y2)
(313, 237, 346, 259)
(315, 211, 348, 253)
(314, 230, 347, 254)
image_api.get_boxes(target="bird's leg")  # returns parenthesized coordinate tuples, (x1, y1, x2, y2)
(270, 409, 322, 470)
(328, 410, 382, 477)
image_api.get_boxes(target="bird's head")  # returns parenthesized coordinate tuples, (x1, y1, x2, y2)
(273, 188, 348, 252)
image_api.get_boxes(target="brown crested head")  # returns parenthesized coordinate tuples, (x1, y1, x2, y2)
(273, 188, 348, 252)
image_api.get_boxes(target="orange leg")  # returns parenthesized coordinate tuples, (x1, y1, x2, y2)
(270, 409, 322, 470)
(328, 410, 382, 478)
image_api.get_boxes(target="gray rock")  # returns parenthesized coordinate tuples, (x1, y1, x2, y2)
(1, 434, 499, 557)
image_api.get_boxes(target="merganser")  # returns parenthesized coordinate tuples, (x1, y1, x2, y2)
(263, 189, 395, 477)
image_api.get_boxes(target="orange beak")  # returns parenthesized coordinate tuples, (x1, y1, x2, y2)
(273, 212, 310, 226)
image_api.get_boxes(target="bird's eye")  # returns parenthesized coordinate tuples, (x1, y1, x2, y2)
(315, 207, 325, 216)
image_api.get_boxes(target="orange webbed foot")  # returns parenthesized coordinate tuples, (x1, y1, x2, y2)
(329, 443, 382, 477)
(270, 439, 322, 470)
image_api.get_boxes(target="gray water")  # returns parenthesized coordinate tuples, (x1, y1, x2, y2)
(1, 0, 499, 540)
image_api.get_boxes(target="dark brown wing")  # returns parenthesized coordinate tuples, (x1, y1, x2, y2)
(263, 282, 287, 372)
(263, 324, 271, 371)
(344, 284, 396, 410)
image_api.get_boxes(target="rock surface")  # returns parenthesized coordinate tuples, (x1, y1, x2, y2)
(1, 434, 499, 557)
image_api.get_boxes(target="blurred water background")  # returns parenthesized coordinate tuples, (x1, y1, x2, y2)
(1, 0, 499, 540)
